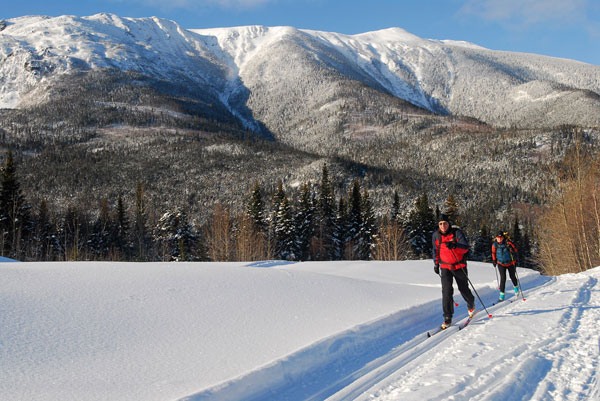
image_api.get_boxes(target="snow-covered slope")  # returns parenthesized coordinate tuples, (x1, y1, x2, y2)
(3, 260, 599, 401)
(1, 14, 599, 129)
(0, 14, 229, 108)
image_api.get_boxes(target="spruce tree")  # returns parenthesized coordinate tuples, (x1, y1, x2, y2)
(358, 188, 377, 260)
(154, 209, 200, 261)
(511, 216, 523, 264)
(115, 193, 130, 259)
(34, 199, 57, 261)
(520, 229, 533, 268)
(317, 164, 336, 259)
(406, 191, 435, 258)
(270, 181, 286, 257)
(0, 151, 30, 258)
(247, 181, 267, 234)
(295, 183, 315, 261)
(333, 197, 348, 260)
(90, 198, 114, 259)
(133, 181, 150, 261)
(274, 195, 296, 260)
(61, 204, 87, 261)
(472, 220, 491, 262)
(391, 190, 401, 223)
(347, 180, 363, 259)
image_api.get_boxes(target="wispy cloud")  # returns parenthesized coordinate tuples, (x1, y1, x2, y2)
(459, 0, 589, 26)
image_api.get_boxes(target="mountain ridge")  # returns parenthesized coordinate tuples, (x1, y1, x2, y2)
(1, 13, 599, 131)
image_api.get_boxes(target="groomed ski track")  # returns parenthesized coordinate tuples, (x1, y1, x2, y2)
(179, 270, 600, 401)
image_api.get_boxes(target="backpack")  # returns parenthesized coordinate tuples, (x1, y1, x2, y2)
(494, 240, 514, 264)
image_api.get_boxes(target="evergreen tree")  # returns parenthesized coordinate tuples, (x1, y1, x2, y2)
(0, 151, 31, 258)
(295, 183, 315, 261)
(358, 188, 377, 260)
(472, 220, 492, 262)
(133, 181, 150, 261)
(90, 198, 114, 259)
(247, 181, 267, 234)
(154, 209, 201, 261)
(406, 191, 435, 258)
(333, 197, 348, 260)
(347, 180, 363, 259)
(391, 190, 401, 223)
(60, 204, 89, 261)
(274, 195, 297, 260)
(316, 164, 336, 259)
(270, 181, 286, 258)
(520, 229, 534, 268)
(115, 193, 130, 259)
(33, 199, 58, 261)
(511, 216, 523, 264)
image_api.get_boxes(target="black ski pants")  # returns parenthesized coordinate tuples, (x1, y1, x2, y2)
(441, 267, 475, 320)
(498, 264, 518, 292)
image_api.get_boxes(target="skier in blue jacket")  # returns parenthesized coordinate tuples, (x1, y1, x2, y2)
(492, 232, 519, 301)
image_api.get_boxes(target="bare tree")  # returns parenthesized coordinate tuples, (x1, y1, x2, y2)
(374, 217, 412, 260)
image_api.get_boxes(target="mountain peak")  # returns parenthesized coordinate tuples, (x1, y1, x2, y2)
(0, 13, 599, 128)
(353, 27, 425, 43)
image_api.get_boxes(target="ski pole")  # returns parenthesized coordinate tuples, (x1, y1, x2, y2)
(514, 265, 526, 301)
(493, 262, 500, 289)
(461, 268, 493, 318)
(510, 251, 526, 301)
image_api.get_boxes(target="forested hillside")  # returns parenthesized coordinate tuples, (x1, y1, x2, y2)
(0, 15, 598, 263)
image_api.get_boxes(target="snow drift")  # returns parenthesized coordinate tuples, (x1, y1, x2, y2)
(4, 259, 598, 400)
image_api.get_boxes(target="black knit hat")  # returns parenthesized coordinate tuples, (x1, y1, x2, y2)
(497, 232, 505, 237)
(438, 214, 451, 223)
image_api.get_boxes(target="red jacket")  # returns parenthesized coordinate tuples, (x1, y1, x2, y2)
(432, 227, 469, 270)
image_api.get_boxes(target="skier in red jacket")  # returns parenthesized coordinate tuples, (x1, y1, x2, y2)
(432, 214, 475, 329)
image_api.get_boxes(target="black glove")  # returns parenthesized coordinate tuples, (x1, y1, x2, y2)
(493, 262, 497, 268)
(434, 264, 440, 275)
(446, 242, 456, 249)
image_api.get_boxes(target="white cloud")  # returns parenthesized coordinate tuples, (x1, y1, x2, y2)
(460, 0, 589, 25)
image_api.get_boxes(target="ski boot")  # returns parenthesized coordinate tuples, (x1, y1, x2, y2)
(498, 292, 505, 301)
(441, 316, 452, 330)
(514, 286, 519, 295)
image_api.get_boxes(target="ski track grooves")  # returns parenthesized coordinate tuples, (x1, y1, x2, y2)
(179, 274, 552, 401)
(527, 275, 600, 400)
(179, 300, 444, 401)
(364, 274, 600, 401)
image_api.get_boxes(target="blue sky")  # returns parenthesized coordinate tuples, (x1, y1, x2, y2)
(4, 0, 600, 65)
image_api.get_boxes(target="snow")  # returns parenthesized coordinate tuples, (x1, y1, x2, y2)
(2, 259, 599, 400)
(2, 13, 599, 127)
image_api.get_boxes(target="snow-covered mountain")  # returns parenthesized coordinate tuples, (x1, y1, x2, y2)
(1, 14, 599, 135)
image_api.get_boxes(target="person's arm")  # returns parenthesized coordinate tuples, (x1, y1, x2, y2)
(432, 232, 440, 273)
(452, 229, 470, 251)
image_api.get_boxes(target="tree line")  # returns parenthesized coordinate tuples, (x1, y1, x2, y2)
(1, 154, 536, 267)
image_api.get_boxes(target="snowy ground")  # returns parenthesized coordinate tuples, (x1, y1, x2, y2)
(1, 260, 598, 401)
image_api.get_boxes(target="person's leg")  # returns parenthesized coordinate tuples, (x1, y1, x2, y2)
(498, 265, 507, 292)
(454, 267, 475, 310)
(441, 268, 455, 322)
(508, 265, 518, 287)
